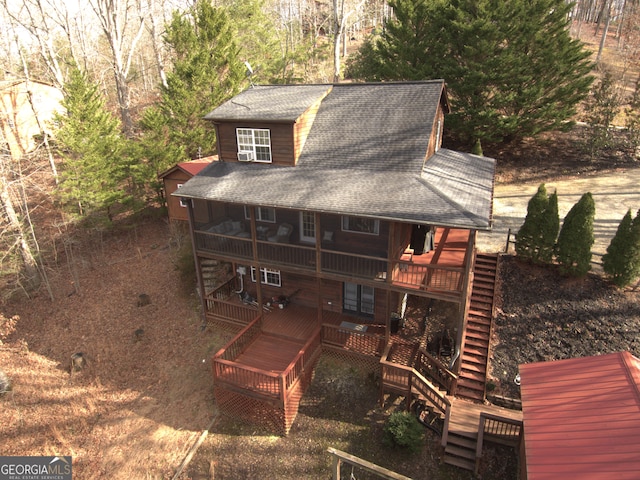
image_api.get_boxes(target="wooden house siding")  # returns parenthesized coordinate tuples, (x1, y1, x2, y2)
(292, 95, 325, 163)
(163, 170, 191, 222)
(216, 121, 296, 166)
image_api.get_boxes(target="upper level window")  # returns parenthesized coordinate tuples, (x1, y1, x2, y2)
(237, 128, 272, 163)
(342, 216, 379, 235)
(244, 206, 276, 223)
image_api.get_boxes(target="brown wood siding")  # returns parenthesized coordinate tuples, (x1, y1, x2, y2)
(292, 95, 325, 163)
(426, 105, 445, 159)
(163, 171, 192, 222)
(216, 121, 296, 166)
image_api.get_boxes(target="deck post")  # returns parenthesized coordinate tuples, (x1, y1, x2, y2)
(186, 198, 208, 327)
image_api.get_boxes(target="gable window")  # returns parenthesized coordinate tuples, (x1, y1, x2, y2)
(177, 183, 187, 207)
(236, 128, 272, 163)
(250, 267, 281, 287)
(342, 216, 379, 235)
(244, 206, 276, 223)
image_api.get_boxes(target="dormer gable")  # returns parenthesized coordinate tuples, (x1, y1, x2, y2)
(204, 84, 332, 166)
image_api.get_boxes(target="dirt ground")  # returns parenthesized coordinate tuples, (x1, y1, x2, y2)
(0, 221, 229, 479)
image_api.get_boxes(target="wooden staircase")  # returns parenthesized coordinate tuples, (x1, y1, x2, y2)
(456, 253, 499, 403)
(444, 430, 478, 472)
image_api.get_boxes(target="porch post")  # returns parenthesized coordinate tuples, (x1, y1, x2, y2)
(248, 207, 264, 311)
(315, 212, 323, 325)
(186, 198, 208, 327)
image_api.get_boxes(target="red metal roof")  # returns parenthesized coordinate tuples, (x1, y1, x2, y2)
(158, 156, 216, 179)
(519, 352, 640, 480)
(178, 156, 216, 176)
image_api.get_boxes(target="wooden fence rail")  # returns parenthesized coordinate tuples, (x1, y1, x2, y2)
(327, 447, 413, 480)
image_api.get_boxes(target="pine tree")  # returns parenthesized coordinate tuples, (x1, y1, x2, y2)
(55, 67, 130, 222)
(556, 193, 596, 277)
(149, 0, 245, 160)
(603, 210, 640, 287)
(346, 0, 594, 146)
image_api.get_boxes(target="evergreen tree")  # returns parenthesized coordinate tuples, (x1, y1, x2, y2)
(602, 210, 640, 287)
(515, 184, 558, 264)
(346, 0, 594, 146)
(55, 67, 130, 222)
(539, 190, 560, 264)
(556, 193, 596, 277)
(147, 0, 245, 160)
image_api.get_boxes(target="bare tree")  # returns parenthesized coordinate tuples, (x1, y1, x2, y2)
(332, 0, 366, 82)
(89, 0, 147, 135)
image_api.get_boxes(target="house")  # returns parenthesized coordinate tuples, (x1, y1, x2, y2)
(158, 156, 216, 223)
(518, 352, 640, 480)
(175, 81, 497, 435)
(0, 79, 64, 159)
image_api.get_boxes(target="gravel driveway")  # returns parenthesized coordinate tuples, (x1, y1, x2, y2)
(476, 167, 640, 267)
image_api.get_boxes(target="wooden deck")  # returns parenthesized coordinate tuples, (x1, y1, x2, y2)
(447, 397, 523, 437)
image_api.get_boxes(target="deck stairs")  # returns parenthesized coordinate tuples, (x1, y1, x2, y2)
(456, 253, 499, 403)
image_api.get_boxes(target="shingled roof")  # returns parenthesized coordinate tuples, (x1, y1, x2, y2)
(178, 81, 496, 230)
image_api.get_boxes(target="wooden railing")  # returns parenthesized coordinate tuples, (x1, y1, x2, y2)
(257, 241, 316, 270)
(475, 413, 523, 474)
(380, 344, 452, 419)
(212, 319, 323, 404)
(204, 278, 258, 326)
(194, 230, 253, 259)
(282, 327, 322, 393)
(327, 447, 412, 480)
(322, 324, 386, 357)
(321, 250, 388, 279)
(414, 348, 458, 395)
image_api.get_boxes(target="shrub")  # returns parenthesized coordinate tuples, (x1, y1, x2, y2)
(382, 411, 424, 453)
(602, 209, 640, 287)
(556, 193, 595, 276)
(515, 184, 559, 264)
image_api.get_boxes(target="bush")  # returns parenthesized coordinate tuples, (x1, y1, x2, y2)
(556, 193, 596, 276)
(382, 411, 424, 453)
(602, 209, 640, 287)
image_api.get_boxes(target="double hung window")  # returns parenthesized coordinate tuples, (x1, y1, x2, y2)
(237, 128, 272, 163)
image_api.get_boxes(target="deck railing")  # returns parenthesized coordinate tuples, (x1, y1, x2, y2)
(322, 324, 387, 357)
(475, 413, 523, 474)
(204, 278, 259, 326)
(282, 327, 322, 393)
(214, 316, 263, 362)
(414, 348, 458, 395)
(380, 343, 452, 419)
(257, 241, 316, 270)
(195, 230, 253, 259)
(195, 230, 468, 296)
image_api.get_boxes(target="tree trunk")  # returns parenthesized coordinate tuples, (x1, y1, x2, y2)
(596, 0, 612, 63)
(0, 169, 40, 288)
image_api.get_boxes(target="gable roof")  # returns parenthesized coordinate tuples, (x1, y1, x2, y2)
(178, 81, 495, 230)
(158, 156, 217, 179)
(204, 85, 332, 122)
(519, 352, 640, 480)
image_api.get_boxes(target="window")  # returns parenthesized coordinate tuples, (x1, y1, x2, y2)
(236, 128, 272, 163)
(299, 211, 316, 243)
(250, 267, 281, 287)
(343, 283, 375, 316)
(177, 184, 187, 207)
(244, 206, 276, 223)
(342, 216, 379, 235)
